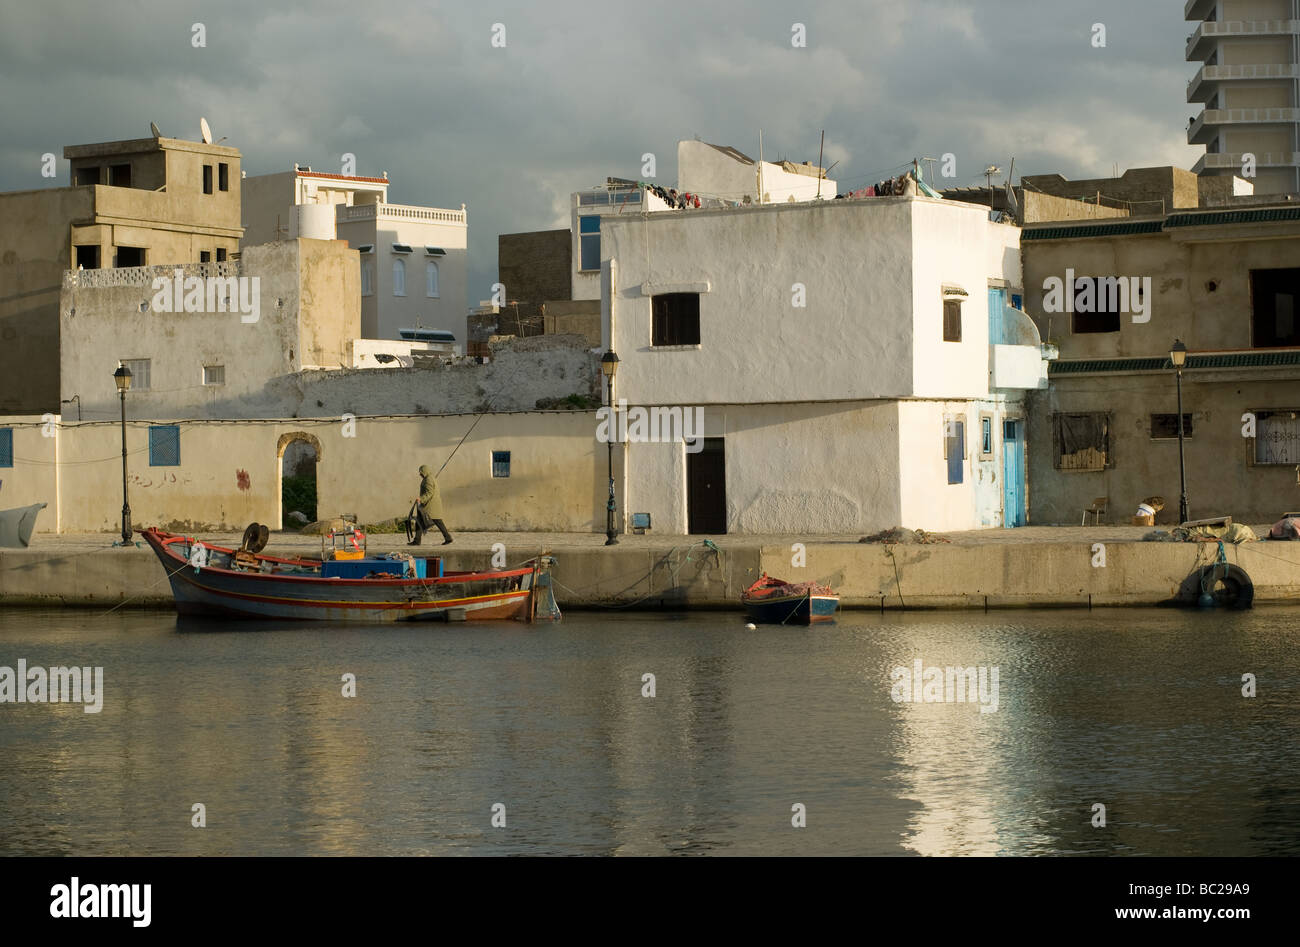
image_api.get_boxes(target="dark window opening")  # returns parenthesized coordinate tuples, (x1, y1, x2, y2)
(218, 163, 229, 192)
(74, 245, 100, 269)
(0, 428, 12, 467)
(1053, 412, 1111, 470)
(1151, 413, 1194, 439)
(1251, 268, 1300, 347)
(943, 299, 962, 342)
(216, 248, 227, 262)
(203, 164, 213, 194)
(492, 451, 511, 478)
(1071, 277, 1122, 334)
(109, 164, 131, 187)
(115, 246, 145, 268)
(199, 251, 211, 263)
(981, 416, 993, 454)
(652, 293, 701, 346)
(74, 167, 100, 186)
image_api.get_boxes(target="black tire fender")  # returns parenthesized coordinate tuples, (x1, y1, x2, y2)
(1198, 562, 1254, 610)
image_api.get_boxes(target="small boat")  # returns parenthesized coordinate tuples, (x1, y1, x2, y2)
(742, 573, 839, 625)
(0, 502, 46, 548)
(140, 527, 560, 623)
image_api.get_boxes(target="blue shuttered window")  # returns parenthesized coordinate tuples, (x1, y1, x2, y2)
(0, 428, 12, 467)
(149, 425, 180, 466)
(946, 420, 965, 485)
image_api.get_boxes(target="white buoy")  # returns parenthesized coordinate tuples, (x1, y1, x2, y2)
(745, 622, 757, 630)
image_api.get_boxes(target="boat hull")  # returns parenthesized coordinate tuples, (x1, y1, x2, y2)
(743, 592, 839, 625)
(141, 528, 552, 623)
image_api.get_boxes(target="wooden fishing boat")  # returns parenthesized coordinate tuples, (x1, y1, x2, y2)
(140, 527, 560, 623)
(742, 573, 839, 625)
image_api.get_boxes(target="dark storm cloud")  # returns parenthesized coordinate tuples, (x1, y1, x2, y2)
(0, 0, 1199, 304)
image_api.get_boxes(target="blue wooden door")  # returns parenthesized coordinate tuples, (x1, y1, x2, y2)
(988, 287, 1007, 344)
(1002, 420, 1026, 527)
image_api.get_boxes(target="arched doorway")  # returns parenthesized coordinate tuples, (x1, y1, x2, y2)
(278, 432, 322, 529)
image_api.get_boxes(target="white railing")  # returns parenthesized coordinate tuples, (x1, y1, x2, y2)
(1187, 19, 1300, 57)
(337, 202, 466, 224)
(1190, 62, 1300, 94)
(1195, 151, 1300, 170)
(64, 260, 240, 289)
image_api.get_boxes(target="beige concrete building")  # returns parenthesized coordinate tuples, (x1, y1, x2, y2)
(1022, 202, 1300, 525)
(0, 134, 243, 414)
(59, 239, 359, 422)
(1186, 0, 1300, 195)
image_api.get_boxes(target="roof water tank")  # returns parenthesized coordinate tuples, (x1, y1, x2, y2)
(292, 203, 336, 241)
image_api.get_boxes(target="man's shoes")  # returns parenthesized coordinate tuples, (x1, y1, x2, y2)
(442, 538, 454, 545)
(407, 539, 422, 546)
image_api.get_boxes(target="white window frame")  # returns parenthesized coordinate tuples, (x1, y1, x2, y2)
(426, 261, 439, 298)
(393, 259, 406, 297)
(202, 364, 225, 386)
(121, 358, 151, 391)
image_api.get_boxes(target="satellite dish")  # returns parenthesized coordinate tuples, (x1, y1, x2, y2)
(199, 117, 212, 144)
(149, 121, 162, 138)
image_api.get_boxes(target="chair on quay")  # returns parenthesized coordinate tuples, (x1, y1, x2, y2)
(1082, 497, 1107, 526)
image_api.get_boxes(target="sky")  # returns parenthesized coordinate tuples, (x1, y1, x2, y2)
(0, 0, 1203, 304)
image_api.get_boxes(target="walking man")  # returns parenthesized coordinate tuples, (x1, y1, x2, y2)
(410, 464, 453, 546)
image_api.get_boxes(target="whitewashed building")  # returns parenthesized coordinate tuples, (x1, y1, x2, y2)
(677, 139, 837, 205)
(598, 193, 1051, 534)
(242, 165, 467, 342)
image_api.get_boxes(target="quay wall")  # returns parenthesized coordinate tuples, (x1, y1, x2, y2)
(3, 536, 1298, 610)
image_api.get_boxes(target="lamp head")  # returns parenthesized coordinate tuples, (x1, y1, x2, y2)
(600, 350, 620, 378)
(113, 364, 132, 392)
(1170, 339, 1187, 369)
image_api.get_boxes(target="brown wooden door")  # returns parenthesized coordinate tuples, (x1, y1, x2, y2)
(687, 438, 726, 534)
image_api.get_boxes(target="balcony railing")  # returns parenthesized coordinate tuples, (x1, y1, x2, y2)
(1187, 19, 1300, 60)
(1189, 107, 1300, 144)
(1188, 63, 1300, 101)
(1193, 151, 1300, 173)
(337, 202, 466, 224)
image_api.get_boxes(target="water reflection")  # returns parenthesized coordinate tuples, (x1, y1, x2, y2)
(0, 606, 1296, 855)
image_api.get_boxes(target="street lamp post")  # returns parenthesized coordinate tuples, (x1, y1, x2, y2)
(601, 350, 620, 546)
(1170, 340, 1190, 524)
(114, 364, 133, 544)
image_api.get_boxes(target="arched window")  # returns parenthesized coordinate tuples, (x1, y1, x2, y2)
(426, 261, 439, 298)
(392, 259, 406, 296)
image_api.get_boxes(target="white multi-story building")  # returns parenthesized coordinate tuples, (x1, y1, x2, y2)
(243, 165, 467, 341)
(596, 192, 1050, 535)
(1186, 0, 1300, 194)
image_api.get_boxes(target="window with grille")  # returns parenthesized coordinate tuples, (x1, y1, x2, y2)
(491, 450, 511, 478)
(148, 425, 180, 466)
(0, 428, 12, 467)
(1254, 410, 1300, 464)
(203, 365, 225, 386)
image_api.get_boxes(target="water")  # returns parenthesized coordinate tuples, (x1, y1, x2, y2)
(1, 605, 1297, 856)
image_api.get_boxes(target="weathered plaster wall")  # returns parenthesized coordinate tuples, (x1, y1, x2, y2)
(3, 411, 607, 533)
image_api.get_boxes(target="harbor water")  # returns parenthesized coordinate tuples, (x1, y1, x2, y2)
(1, 606, 1296, 856)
